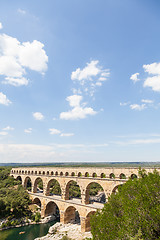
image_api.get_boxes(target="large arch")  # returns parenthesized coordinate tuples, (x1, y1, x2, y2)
(85, 182, 105, 204)
(112, 184, 123, 194)
(64, 206, 80, 224)
(16, 176, 22, 184)
(65, 180, 81, 200)
(44, 201, 60, 220)
(33, 177, 43, 193)
(85, 211, 95, 232)
(32, 197, 41, 208)
(24, 176, 32, 191)
(46, 179, 61, 196)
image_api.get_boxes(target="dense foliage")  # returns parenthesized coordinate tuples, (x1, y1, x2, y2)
(0, 167, 31, 220)
(91, 169, 160, 240)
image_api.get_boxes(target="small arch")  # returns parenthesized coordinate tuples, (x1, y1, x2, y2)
(31, 171, 34, 175)
(47, 171, 49, 175)
(60, 172, 63, 176)
(119, 173, 126, 179)
(78, 172, 82, 177)
(85, 211, 96, 232)
(22, 170, 24, 174)
(109, 173, 115, 179)
(44, 201, 60, 220)
(39, 171, 41, 175)
(42, 171, 45, 175)
(32, 197, 41, 208)
(71, 172, 75, 176)
(92, 173, 97, 178)
(19, 170, 21, 174)
(65, 172, 69, 176)
(85, 172, 89, 177)
(65, 180, 81, 200)
(51, 171, 54, 176)
(25, 171, 27, 174)
(131, 174, 137, 179)
(64, 206, 80, 224)
(16, 170, 18, 174)
(46, 179, 61, 196)
(112, 184, 123, 194)
(55, 171, 58, 176)
(100, 173, 106, 178)
(28, 171, 30, 174)
(35, 171, 37, 175)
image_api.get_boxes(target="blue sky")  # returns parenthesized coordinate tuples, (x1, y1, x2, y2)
(0, 0, 160, 163)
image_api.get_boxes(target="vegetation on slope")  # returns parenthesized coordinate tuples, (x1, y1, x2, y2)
(90, 169, 160, 240)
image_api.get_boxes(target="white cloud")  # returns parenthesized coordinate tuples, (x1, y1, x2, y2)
(49, 128, 61, 135)
(2, 126, 14, 131)
(120, 102, 130, 106)
(130, 72, 140, 82)
(143, 62, 160, 75)
(71, 60, 110, 96)
(33, 112, 44, 120)
(0, 22, 3, 30)
(141, 99, 153, 104)
(0, 92, 12, 106)
(0, 131, 8, 136)
(144, 75, 160, 92)
(0, 33, 48, 86)
(130, 104, 146, 111)
(17, 8, 26, 15)
(60, 133, 74, 137)
(24, 128, 32, 134)
(2, 77, 29, 86)
(60, 94, 97, 120)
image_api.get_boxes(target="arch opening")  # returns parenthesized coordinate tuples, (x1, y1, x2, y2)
(85, 172, 89, 177)
(46, 179, 61, 196)
(109, 173, 115, 179)
(131, 174, 137, 179)
(85, 211, 95, 232)
(65, 180, 81, 201)
(24, 176, 32, 191)
(64, 206, 80, 224)
(112, 184, 123, 194)
(119, 173, 126, 179)
(33, 177, 43, 193)
(16, 176, 22, 184)
(44, 201, 60, 221)
(85, 182, 105, 204)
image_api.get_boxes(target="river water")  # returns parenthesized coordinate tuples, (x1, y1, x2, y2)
(0, 221, 57, 240)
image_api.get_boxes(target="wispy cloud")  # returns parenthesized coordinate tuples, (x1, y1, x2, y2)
(0, 92, 12, 106)
(33, 112, 44, 120)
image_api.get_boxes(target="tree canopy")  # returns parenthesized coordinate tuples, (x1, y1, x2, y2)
(90, 169, 160, 240)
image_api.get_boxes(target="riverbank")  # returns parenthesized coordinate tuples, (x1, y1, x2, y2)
(35, 222, 92, 240)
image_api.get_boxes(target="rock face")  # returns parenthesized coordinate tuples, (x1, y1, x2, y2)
(34, 222, 92, 240)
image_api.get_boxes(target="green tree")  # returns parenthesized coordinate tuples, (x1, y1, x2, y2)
(91, 170, 160, 240)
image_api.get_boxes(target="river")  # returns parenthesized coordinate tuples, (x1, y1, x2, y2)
(0, 221, 57, 240)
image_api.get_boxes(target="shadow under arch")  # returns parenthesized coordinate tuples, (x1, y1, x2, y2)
(33, 177, 44, 193)
(46, 179, 61, 196)
(85, 211, 96, 232)
(44, 201, 60, 220)
(64, 206, 80, 224)
(85, 182, 105, 204)
(24, 176, 32, 191)
(16, 176, 22, 184)
(112, 184, 123, 194)
(32, 197, 41, 208)
(65, 180, 81, 200)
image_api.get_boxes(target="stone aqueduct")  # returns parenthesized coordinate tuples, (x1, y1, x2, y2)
(11, 167, 159, 232)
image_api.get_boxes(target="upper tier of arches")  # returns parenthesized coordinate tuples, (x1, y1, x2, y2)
(11, 169, 139, 179)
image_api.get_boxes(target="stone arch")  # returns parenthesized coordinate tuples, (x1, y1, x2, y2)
(16, 176, 22, 184)
(119, 173, 126, 179)
(44, 201, 60, 219)
(33, 177, 44, 193)
(65, 180, 81, 200)
(78, 172, 82, 177)
(51, 171, 54, 176)
(25, 170, 27, 174)
(131, 173, 137, 179)
(85, 172, 89, 177)
(109, 173, 115, 179)
(85, 211, 96, 232)
(28, 171, 30, 174)
(24, 176, 32, 191)
(71, 172, 75, 176)
(19, 170, 21, 174)
(31, 171, 34, 175)
(46, 179, 61, 196)
(60, 171, 63, 176)
(22, 170, 24, 174)
(35, 171, 37, 175)
(92, 173, 97, 178)
(112, 184, 123, 194)
(85, 182, 105, 204)
(55, 171, 58, 176)
(42, 171, 45, 175)
(100, 173, 106, 178)
(64, 206, 80, 224)
(65, 172, 69, 176)
(47, 171, 49, 175)
(39, 171, 41, 175)
(32, 197, 41, 208)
